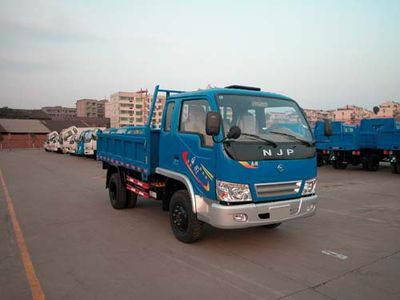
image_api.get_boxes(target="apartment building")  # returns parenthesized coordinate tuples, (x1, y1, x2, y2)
(304, 109, 335, 127)
(376, 101, 400, 119)
(107, 89, 165, 128)
(41, 106, 76, 120)
(332, 105, 372, 125)
(76, 99, 108, 118)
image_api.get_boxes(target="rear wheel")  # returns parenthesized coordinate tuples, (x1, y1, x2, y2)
(367, 154, 379, 171)
(332, 160, 347, 169)
(391, 158, 400, 174)
(317, 153, 324, 167)
(126, 191, 138, 208)
(108, 173, 136, 209)
(169, 190, 204, 243)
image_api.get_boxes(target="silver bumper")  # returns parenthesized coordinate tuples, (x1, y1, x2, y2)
(196, 195, 318, 229)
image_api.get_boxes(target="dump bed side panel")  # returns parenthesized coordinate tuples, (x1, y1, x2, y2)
(315, 121, 358, 151)
(359, 118, 397, 149)
(377, 130, 400, 150)
(97, 128, 160, 179)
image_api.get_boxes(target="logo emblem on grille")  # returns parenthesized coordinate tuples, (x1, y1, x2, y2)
(277, 164, 285, 173)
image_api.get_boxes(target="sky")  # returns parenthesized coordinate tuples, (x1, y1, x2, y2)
(0, 0, 399, 110)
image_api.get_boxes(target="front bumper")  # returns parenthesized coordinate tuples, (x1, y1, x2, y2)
(84, 149, 94, 155)
(197, 195, 317, 229)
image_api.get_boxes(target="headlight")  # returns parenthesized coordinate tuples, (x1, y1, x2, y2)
(216, 180, 252, 202)
(302, 178, 317, 195)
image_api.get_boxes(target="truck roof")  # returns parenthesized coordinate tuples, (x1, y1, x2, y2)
(167, 87, 293, 101)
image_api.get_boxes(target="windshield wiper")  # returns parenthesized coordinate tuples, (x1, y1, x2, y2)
(269, 130, 314, 147)
(238, 133, 277, 147)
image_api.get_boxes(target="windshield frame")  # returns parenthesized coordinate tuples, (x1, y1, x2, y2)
(215, 93, 314, 143)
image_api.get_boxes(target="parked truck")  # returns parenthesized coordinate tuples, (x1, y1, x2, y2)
(44, 131, 59, 152)
(328, 118, 400, 171)
(58, 126, 79, 153)
(314, 120, 358, 167)
(371, 118, 400, 173)
(97, 85, 318, 243)
(83, 128, 105, 157)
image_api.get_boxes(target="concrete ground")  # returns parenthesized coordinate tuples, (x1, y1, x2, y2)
(0, 149, 399, 300)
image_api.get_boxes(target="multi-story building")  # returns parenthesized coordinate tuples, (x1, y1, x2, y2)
(333, 105, 372, 125)
(107, 89, 165, 128)
(375, 101, 400, 119)
(304, 109, 334, 127)
(41, 106, 76, 120)
(76, 99, 108, 118)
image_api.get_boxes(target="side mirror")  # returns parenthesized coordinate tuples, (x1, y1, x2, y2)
(227, 126, 241, 139)
(324, 119, 332, 137)
(206, 112, 221, 136)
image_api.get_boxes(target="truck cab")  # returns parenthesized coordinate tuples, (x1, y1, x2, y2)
(84, 128, 104, 157)
(59, 126, 79, 154)
(98, 85, 317, 243)
(44, 131, 59, 152)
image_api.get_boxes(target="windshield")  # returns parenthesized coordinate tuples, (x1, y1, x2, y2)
(84, 131, 92, 142)
(217, 94, 313, 143)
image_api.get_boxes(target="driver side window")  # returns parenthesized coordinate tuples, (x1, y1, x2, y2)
(179, 99, 213, 147)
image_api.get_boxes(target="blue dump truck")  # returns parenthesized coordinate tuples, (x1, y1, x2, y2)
(97, 85, 318, 243)
(318, 117, 400, 172)
(314, 120, 358, 167)
(379, 120, 400, 173)
(368, 118, 400, 173)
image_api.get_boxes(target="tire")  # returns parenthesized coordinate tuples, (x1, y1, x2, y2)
(391, 159, 400, 174)
(367, 154, 379, 171)
(169, 190, 204, 243)
(362, 158, 368, 170)
(332, 160, 347, 169)
(126, 190, 138, 208)
(317, 153, 324, 167)
(108, 173, 128, 209)
(263, 223, 281, 229)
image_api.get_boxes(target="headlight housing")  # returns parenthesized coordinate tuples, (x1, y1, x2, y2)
(302, 178, 317, 195)
(216, 180, 252, 202)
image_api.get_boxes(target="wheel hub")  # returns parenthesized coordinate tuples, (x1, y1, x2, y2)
(172, 204, 188, 232)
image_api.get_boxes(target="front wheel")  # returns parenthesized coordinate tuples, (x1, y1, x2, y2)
(169, 190, 204, 243)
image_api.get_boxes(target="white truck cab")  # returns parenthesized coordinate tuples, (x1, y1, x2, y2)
(84, 128, 105, 157)
(44, 131, 59, 152)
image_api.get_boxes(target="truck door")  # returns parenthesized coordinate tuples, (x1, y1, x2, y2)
(175, 98, 216, 199)
(160, 98, 216, 199)
(159, 100, 177, 171)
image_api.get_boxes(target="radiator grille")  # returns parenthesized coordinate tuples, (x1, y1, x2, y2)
(255, 181, 302, 198)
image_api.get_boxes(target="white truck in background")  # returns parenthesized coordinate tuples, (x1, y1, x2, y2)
(44, 131, 59, 152)
(59, 126, 79, 153)
(83, 128, 105, 157)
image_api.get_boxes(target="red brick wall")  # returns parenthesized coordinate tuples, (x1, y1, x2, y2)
(0, 134, 48, 149)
